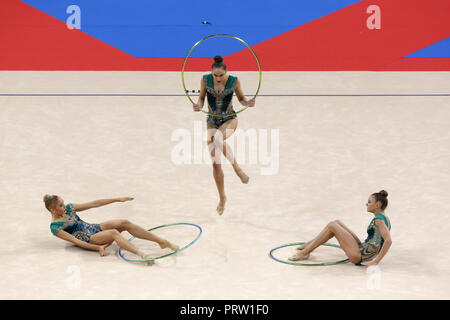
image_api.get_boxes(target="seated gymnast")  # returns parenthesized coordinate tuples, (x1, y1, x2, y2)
(44, 195, 178, 263)
(289, 190, 392, 266)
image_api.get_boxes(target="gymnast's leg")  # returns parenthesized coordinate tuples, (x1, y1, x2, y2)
(89, 229, 153, 262)
(290, 220, 361, 264)
(213, 118, 249, 183)
(208, 125, 227, 214)
(100, 219, 178, 251)
(297, 220, 362, 250)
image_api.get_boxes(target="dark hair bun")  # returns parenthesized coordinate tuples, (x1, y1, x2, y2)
(378, 190, 388, 197)
(214, 56, 223, 63)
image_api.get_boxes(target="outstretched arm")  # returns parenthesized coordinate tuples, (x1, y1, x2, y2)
(72, 197, 134, 212)
(361, 220, 392, 266)
(234, 79, 255, 107)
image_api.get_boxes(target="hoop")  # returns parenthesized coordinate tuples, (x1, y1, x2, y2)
(181, 34, 262, 117)
(269, 242, 350, 266)
(119, 222, 202, 263)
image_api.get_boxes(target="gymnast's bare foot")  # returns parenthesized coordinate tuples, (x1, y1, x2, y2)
(296, 242, 310, 250)
(160, 240, 179, 251)
(235, 168, 249, 184)
(217, 196, 226, 215)
(138, 251, 155, 265)
(288, 251, 310, 261)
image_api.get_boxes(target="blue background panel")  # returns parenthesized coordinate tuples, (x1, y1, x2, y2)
(406, 37, 450, 58)
(21, 0, 361, 57)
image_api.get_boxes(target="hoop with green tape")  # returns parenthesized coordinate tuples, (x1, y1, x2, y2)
(181, 34, 262, 117)
(269, 242, 350, 266)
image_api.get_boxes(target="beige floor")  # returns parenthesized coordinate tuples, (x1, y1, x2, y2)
(0, 71, 449, 300)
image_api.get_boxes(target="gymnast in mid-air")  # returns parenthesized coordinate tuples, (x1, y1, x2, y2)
(289, 190, 392, 266)
(192, 55, 256, 215)
(44, 195, 178, 263)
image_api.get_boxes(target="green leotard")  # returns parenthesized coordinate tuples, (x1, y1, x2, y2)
(50, 203, 102, 242)
(203, 73, 238, 129)
(357, 213, 391, 264)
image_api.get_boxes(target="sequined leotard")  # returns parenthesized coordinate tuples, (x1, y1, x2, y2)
(358, 213, 391, 264)
(203, 73, 238, 129)
(50, 203, 102, 242)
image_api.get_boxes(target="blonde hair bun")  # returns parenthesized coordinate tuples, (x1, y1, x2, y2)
(43, 194, 58, 211)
